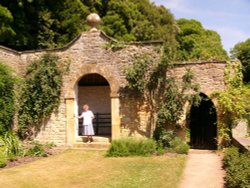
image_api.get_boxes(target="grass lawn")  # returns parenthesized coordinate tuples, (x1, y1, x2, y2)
(0, 150, 186, 188)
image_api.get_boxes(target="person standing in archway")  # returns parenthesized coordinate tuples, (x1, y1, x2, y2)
(77, 104, 95, 143)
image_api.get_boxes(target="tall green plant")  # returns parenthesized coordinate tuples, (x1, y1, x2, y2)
(18, 53, 69, 139)
(0, 131, 23, 160)
(0, 63, 16, 135)
(125, 46, 200, 136)
(212, 61, 250, 147)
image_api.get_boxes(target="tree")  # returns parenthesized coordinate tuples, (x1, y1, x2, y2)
(52, 0, 89, 47)
(176, 19, 228, 61)
(37, 9, 56, 48)
(0, 5, 15, 43)
(0, 0, 89, 50)
(0, 0, 227, 62)
(81, 0, 177, 43)
(230, 38, 250, 83)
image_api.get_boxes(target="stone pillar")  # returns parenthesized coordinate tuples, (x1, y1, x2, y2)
(66, 98, 75, 146)
(111, 95, 120, 140)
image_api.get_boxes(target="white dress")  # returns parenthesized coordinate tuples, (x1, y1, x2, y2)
(80, 110, 95, 136)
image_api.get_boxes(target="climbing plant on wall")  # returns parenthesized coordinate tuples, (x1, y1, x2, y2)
(0, 63, 16, 135)
(212, 61, 250, 147)
(125, 45, 200, 139)
(18, 53, 70, 139)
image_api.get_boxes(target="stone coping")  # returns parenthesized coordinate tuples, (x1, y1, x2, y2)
(232, 136, 250, 152)
(0, 29, 228, 67)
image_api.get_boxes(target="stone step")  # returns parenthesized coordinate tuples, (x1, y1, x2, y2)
(76, 136, 111, 143)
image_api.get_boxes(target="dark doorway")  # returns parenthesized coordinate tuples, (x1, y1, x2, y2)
(190, 93, 217, 150)
(78, 74, 111, 136)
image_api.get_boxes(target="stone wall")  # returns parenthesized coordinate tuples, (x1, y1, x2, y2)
(0, 47, 22, 75)
(78, 86, 111, 114)
(0, 29, 230, 145)
(170, 62, 226, 95)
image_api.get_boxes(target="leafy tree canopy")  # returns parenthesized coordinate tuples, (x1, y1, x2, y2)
(176, 19, 229, 61)
(0, 0, 228, 63)
(0, 5, 15, 43)
(0, 0, 89, 50)
(0, 0, 176, 50)
(230, 38, 250, 83)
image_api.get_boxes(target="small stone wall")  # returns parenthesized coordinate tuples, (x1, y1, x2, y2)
(232, 120, 250, 152)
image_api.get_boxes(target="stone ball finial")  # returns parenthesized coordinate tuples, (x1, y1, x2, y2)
(87, 13, 101, 32)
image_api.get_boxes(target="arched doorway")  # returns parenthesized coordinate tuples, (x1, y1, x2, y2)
(77, 73, 111, 137)
(189, 93, 217, 150)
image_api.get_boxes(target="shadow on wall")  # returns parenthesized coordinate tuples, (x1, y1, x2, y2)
(120, 89, 154, 137)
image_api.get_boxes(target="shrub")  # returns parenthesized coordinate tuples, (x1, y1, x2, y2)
(25, 141, 48, 157)
(169, 137, 190, 154)
(0, 131, 23, 160)
(107, 138, 156, 157)
(0, 63, 16, 136)
(223, 147, 239, 168)
(0, 151, 7, 168)
(223, 147, 250, 188)
(153, 128, 175, 148)
(153, 128, 189, 154)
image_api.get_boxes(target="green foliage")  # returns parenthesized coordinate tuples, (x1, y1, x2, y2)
(0, 0, 177, 50)
(176, 19, 228, 61)
(0, 131, 23, 160)
(125, 46, 200, 150)
(224, 61, 243, 88)
(153, 129, 189, 154)
(169, 137, 190, 154)
(25, 141, 48, 157)
(0, 4, 15, 43)
(212, 87, 250, 147)
(231, 38, 250, 83)
(106, 138, 156, 157)
(103, 41, 126, 51)
(126, 51, 200, 124)
(212, 63, 249, 147)
(0, 133, 55, 168)
(0, 63, 16, 135)
(97, 0, 177, 43)
(0, 0, 89, 50)
(223, 147, 250, 188)
(153, 129, 175, 148)
(52, 0, 89, 47)
(37, 9, 56, 48)
(125, 55, 154, 92)
(0, 150, 7, 168)
(18, 53, 68, 139)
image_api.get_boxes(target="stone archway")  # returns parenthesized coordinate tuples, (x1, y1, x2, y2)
(189, 93, 217, 150)
(77, 73, 111, 136)
(65, 64, 120, 146)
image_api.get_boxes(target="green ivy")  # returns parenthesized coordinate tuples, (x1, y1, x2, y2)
(125, 55, 153, 92)
(125, 45, 200, 137)
(0, 63, 16, 135)
(103, 41, 126, 51)
(212, 61, 250, 147)
(18, 53, 69, 139)
(224, 60, 243, 88)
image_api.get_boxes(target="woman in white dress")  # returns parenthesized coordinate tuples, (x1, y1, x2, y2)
(77, 104, 95, 143)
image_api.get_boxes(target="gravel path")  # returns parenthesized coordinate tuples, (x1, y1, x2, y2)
(179, 149, 226, 188)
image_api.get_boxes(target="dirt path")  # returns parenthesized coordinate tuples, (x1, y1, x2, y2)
(179, 149, 226, 188)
